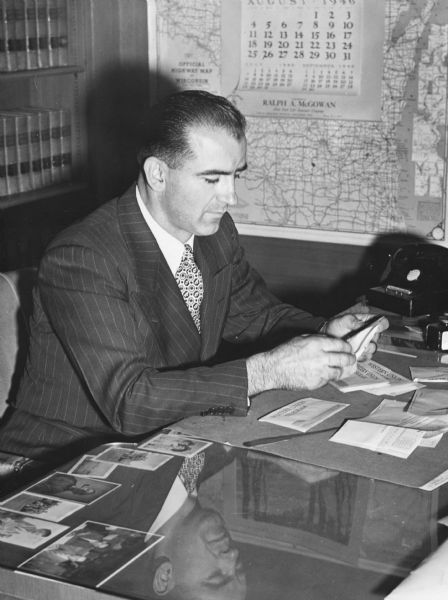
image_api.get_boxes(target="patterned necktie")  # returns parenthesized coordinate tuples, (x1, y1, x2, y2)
(175, 244, 203, 332)
(178, 452, 205, 496)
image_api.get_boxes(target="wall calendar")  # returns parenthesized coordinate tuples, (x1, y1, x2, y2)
(222, 0, 385, 120)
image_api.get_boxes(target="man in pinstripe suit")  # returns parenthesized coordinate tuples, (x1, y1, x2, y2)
(0, 91, 387, 467)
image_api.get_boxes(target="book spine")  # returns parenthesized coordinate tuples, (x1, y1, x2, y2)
(59, 107, 71, 181)
(46, 0, 58, 67)
(25, 0, 38, 69)
(38, 108, 52, 186)
(15, 112, 33, 192)
(1, 112, 20, 194)
(48, 107, 60, 182)
(54, 0, 68, 66)
(4, 0, 16, 71)
(0, 0, 9, 71)
(0, 115, 8, 196)
(27, 109, 44, 189)
(36, 0, 48, 68)
(14, 0, 27, 70)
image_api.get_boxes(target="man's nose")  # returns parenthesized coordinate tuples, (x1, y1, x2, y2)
(219, 178, 238, 206)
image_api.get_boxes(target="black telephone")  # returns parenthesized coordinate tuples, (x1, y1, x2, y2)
(366, 243, 448, 316)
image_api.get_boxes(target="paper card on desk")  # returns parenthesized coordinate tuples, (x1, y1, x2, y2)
(419, 432, 443, 448)
(259, 397, 349, 432)
(362, 398, 448, 445)
(331, 359, 421, 395)
(365, 381, 423, 396)
(330, 420, 425, 458)
(420, 467, 448, 491)
(408, 388, 448, 416)
(409, 366, 448, 383)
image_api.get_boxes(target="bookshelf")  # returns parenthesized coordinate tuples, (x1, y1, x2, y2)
(0, 0, 89, 203)
(0, 0, 94, 270)
(0, 0, 150, 271)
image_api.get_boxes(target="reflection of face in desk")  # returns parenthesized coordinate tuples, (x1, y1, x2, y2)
(103, 448, 247, 600)
(153, 501, 247, 600)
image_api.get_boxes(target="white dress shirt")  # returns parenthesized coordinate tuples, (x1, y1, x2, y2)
(136, 186, 194, 275)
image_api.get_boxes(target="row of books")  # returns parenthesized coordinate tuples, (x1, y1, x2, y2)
(0, 106, 72, 197)
(0, 0, 70, 71)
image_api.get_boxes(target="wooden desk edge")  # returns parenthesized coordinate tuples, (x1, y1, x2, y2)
(0, 565, 123, 600)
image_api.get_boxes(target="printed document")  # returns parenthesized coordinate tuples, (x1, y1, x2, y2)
(259, 397, 349, 433)
(330, 420, 424, 458)
(331, 359, 422, 395)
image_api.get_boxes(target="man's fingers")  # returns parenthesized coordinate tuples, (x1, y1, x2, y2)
(326, 349, 356, 369)
(319, 337, 353, 354)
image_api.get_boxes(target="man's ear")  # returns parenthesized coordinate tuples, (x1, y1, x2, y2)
(152, 559, 175, 596)
(143, 157, 167, 192)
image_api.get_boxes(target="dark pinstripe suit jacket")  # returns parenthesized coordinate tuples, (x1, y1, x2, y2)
(0, 186, 324, 461)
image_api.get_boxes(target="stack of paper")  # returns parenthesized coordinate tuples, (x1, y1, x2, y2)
(408, 388, 448, 416)
(409, 366, 448, 383)
(330, 395, 448, 457)
(330, 420, 425, 458)
(331, 359, 423, 396)
(363, 397, 448, 447)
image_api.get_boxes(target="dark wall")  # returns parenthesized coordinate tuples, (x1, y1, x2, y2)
(241, 232, 427, 316)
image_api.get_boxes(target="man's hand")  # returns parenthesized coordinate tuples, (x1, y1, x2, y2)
(326, 313, 389, 361)
(247, 334, 356, 397)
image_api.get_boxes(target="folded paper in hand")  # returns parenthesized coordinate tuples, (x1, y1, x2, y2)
(344, 315, 386, 359)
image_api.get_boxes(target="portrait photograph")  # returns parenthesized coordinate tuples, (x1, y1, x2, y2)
(19, 520, 161, 587)
(27, 472, 120, 505)
(69, 455, 117, 479)
(95, 448, 172, 471)
(0, 492, 82, 522)
(0, 508, 68, 549)
(139, 431, 211, 457)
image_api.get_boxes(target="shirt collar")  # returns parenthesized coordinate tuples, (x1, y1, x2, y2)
(136, 185, 194, 275)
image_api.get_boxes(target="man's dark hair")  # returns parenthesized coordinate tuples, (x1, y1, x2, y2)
(138, 90, 246, 169)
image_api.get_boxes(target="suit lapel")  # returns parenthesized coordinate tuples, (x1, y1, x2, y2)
(118, 187, 201, 363)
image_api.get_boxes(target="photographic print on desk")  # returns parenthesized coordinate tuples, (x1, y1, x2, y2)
(95, 447, 172, 471)
(68, 454, 117, 479)
(27, 472, 120, 504)
(139, 430, 212, 457)
(19, 520, 162, 588)
(0, 491, 82, 521)
(222, 453, 369, 564)
(0, 507, 68, 549)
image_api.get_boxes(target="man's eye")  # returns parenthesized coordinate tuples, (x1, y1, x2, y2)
(204, 177, 219, 184)
(235, 173, 241, 180)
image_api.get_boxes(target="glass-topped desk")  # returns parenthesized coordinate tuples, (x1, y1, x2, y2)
(0, 430, 447, 600)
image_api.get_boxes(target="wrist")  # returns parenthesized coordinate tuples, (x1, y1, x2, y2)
(247, 352, 274, 396)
